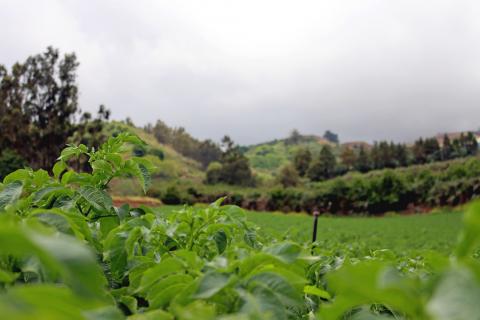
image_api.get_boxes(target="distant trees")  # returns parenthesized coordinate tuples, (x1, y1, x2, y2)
(0, 47, 80, 169)
(206, 136, 254, 186)
(355, 146, 371, 173)
(293, 147, 312, 177)
(307, 145, 337, 181)
(340, 147, 356, 170)
(146, 119, 222, 169)
(281, 132, 479, 186)
(323, 130, 339, 144)
(285, 129, 302, 145)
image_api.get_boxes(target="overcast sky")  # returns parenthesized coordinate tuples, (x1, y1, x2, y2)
(1, 1, 480, 145)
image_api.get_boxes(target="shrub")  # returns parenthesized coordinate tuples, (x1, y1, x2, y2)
(277, 164, 300, 188)
(149, 148, 165, 160)
(161, 186, 182, 205)
(0, 149, 27, 180)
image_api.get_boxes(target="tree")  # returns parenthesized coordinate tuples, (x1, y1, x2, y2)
(206, 136, 253, 186)
(394, 143, 409, 167)
(355, 146, 371, 173)
(323, 130, 339, 144)
(412, 138, 426, 164)
(370, 142, 383, 169)
(151, 120, 172, 144)
(148, 119, 221, 168)
(442, 134, 453, 160)
(285, 129, 302, 145)
(340, 147, 356, 170)
(278, 164, 300, 188)
(424, 138, 441, 162)
(307, 145, 337, 181)
(293, 147, 312, 177)
(465, 132, 478, 156)
(197, 140, 222, 169)
(0, 47, 80, 169)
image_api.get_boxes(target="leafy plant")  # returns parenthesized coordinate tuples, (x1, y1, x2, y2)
(1, 133, 480, 319)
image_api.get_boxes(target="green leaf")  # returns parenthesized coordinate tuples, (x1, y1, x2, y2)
(303, 285, 331, 299)
(427, 266, 480, 320)
(0, 180, 23, 209)
(0, 285, 112, 320)
(194, 272, 231, 299)
(264, 242, 301, 264)
(78, 185, 113, 212)
(53, 161, 67, 180)
(128, 310, 174, 320)
(213, 230, 227, 254)
(4, 169, 32, 184)
(0, 219, 108, 299)
(91, 160, 114, 176)
(0, 268, 19, 283)
(456, 201, 480, 259)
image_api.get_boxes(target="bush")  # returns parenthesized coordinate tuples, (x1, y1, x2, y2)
(0, 149, 27, 180)
(146, 186, 162, 198)
(149, 148, 165, 160)
(205, 162, 223, 184)
(161, 186, 182, 205)
(277, 164, 300, 188)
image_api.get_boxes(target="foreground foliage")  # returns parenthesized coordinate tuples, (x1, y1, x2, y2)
(1, 134, 480, 319)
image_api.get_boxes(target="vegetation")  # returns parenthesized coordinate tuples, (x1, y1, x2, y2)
(244, 130, 478, 183)
(206, 136, 254, 186)
(2, 133, 480, 319)
(144, 120, 221, 169)
(0, 47, 81, 169)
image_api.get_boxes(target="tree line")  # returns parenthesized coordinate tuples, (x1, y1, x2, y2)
(161, 156, 480, 215)
(144, 120, 222, 169)
(278, 132, 478, 187)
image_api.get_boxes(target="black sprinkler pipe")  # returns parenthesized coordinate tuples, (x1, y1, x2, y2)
(312, 209, 320, 243)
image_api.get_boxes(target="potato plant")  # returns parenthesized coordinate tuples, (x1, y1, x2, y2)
(1, 133, 480, 319)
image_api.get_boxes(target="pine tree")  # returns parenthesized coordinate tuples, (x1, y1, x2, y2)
(307, 145, 337, 181)
(355, 146, 371, 173)
(442, 134, 453, 160)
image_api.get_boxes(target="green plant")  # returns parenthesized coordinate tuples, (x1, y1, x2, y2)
(2, 133, 480, 319)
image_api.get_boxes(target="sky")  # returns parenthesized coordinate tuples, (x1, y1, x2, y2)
(1, 0, 480, 145)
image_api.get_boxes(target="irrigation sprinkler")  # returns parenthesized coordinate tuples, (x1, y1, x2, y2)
(312, 208, 320, 243)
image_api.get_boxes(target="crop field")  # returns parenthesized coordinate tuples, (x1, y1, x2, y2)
(246, 210, 463, 254)
(157, 205, 463, 254)
(2, 134, 480, 320)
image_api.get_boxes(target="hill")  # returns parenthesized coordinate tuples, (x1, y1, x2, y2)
(105, 122, 205, 196)
(243, 134, 342, 180)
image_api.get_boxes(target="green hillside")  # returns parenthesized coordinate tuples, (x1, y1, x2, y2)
(244, 135, 337, 177)
(105, 122, 205, 195)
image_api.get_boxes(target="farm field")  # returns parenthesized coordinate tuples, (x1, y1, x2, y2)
(157, 205, 463, 254)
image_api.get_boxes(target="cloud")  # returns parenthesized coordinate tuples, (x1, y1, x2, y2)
(1, 0, 480, 144)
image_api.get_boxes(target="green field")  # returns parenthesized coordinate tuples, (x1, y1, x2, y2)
(157, 205, 463, 255)
(247, 210, 462, 253)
